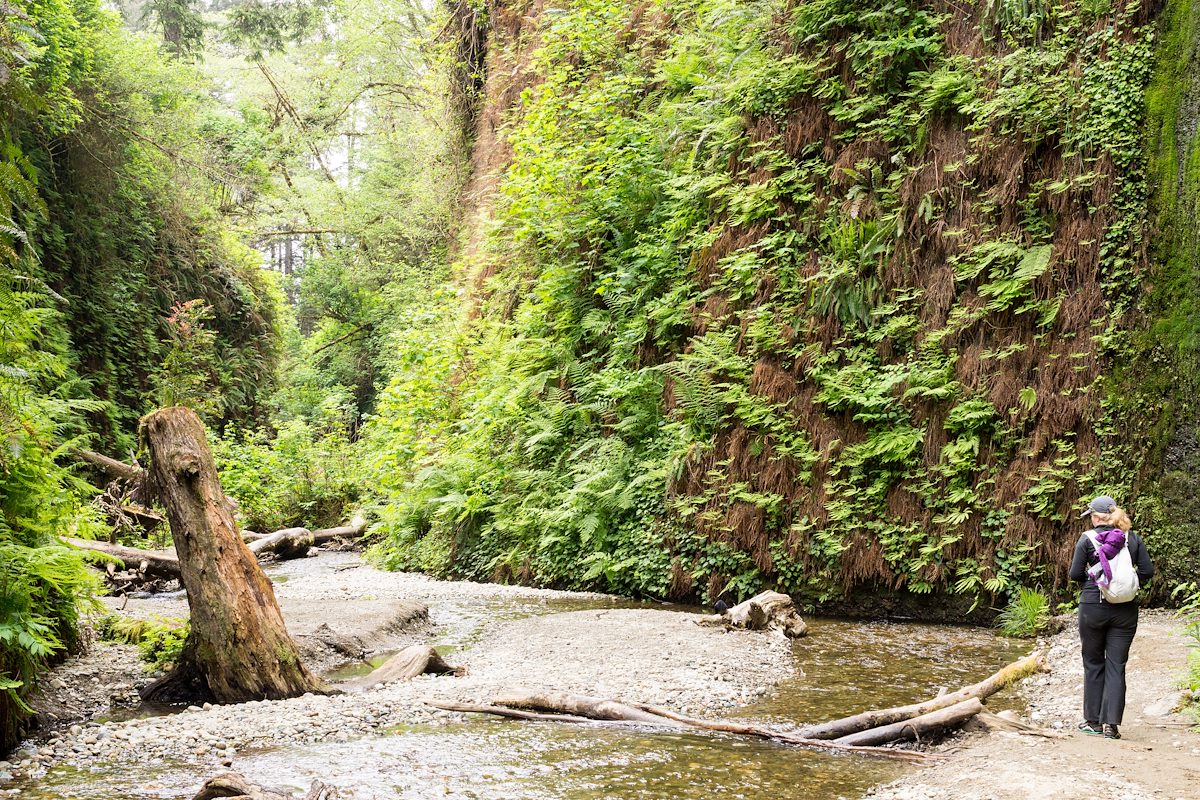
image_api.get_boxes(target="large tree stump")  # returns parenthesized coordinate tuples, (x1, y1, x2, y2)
(139, 407, 327, 703)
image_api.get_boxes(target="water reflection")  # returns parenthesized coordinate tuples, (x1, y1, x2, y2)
(742, 618, 1029, 726)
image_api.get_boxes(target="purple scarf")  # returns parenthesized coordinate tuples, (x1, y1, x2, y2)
(1092, 528, 1126, 585)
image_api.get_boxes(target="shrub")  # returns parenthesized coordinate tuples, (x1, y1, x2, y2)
(996, 587, 1051, 638)
(213, 414, 359, 531)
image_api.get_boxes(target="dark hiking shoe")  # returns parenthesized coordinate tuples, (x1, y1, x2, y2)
(1078, 721, 1103, 735)
(1103, 724, 1121, 740)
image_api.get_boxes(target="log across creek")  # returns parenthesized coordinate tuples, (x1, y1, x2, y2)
(427, 652, 1047, 763)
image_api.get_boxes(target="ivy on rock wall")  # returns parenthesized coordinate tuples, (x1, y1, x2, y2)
(372, 0, 1179, 613)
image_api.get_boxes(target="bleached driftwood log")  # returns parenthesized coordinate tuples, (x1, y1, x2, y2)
(796, 651, 1047, 740)
(242, 521, 366, 546)
(247, 527, 315, 559)
(696, 590, 808, 638)
(427, 691, 940, 763)
(63, 537, 179, 579)
(345, 645, 461, 690)
(834, 697, 984, 745)
(68, 520, 368, 583)
(427, 650, 1049, 761)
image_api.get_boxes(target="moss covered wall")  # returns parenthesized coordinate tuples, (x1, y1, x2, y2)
(1121, 0, 1200, 595)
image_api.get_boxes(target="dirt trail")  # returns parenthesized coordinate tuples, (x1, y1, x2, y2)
(868, 610, 1200, 800)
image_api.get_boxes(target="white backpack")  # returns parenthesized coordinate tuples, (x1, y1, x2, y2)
(1083, 530, 1140, 603)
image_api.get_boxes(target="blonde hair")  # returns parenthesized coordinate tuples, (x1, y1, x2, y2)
(1093, 506, 1132, 532)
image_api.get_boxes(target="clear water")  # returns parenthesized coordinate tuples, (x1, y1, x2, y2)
(14, 560, 1027, 800)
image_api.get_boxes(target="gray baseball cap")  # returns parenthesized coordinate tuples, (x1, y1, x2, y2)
(1079, 495, 1116, 518)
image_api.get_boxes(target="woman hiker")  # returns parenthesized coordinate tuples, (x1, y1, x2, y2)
(1069, 495, 1155, 740)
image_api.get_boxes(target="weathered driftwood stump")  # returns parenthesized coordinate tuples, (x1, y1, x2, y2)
(345, 645, 462, 691)
(697, 590, 808, 638)
(193, 772, 339, 800)
(139, 407, 326, 703)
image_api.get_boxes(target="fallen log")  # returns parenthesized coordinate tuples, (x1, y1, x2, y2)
(696, 590, 808, 638)
(492, 690, 675, 725)
(835, 697, 984, 746)
(428, 692, 942, 763)
(345, 645, 462, 690)
(248, 527, 315, 559)
(796, 651, 1047, 740)
(427, 700, 609, 725)
(75, 448, 145, 483)
(69, 518, 368, 581)
(241, 522, 365, 546)
(63, 537, 179, 580)
(312, 522, 367, 542)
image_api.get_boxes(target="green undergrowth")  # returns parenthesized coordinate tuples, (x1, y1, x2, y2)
(213, 415, 359, 532)
(96, 614, 189, 673)
(1175, 583, 1200, 724)
(995, 587, 1051, 638)
(366, 0, 1185, 612)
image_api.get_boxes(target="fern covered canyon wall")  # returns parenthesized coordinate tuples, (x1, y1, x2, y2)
(7, 0, 1200, 757)
(1, 0, 281, 750)
(368, 0, 1200, 615)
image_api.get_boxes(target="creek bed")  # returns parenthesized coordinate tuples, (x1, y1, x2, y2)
(10, 555, 1027, 800)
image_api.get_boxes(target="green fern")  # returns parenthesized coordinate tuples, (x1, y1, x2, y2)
(996, 587, 1051, 638)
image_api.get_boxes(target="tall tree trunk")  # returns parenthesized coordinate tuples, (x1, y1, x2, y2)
(138, 407, 327, 703)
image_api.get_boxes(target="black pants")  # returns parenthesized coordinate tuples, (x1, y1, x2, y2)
(1078, 601, 1139, 724)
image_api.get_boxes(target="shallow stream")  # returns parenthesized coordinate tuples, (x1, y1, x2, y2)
(16, 557, 1027, 800)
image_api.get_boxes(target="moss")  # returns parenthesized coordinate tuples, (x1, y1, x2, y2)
(1106, 0, 1200, 597)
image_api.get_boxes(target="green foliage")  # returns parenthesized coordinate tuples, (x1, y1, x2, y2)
(1174, 583, 1200, 721)
(213, 415, 359, 532)
(361, 0, 1164, 612)
(143, 0, 206, 59)
(0, 274, 103, 743)
(155, 299, 223, 417)
(223, 0, 329, 61)
(996, 587, 1051, 638)
(95, 614, 189, 672)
